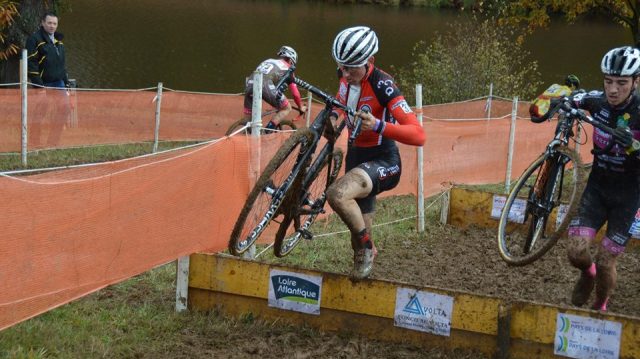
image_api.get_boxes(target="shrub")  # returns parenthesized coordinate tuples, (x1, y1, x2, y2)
(393, 19, 542, 104)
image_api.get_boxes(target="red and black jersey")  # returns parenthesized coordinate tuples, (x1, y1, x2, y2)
(332, 65, 425, 149)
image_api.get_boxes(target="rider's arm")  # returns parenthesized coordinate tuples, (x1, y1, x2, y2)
(375, 96, 425, 146)
(288, 83, 304, 110)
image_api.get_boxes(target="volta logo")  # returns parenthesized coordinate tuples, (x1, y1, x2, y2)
(271, 275, 320, 304)
(403, 296, 425, 315)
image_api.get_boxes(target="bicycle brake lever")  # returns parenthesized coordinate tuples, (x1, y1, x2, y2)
(348, 110, 363, 145)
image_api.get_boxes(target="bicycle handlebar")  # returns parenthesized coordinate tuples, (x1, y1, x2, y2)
(275, 66, 360, 143)
(542, 97, 640, 153)
(290, 77, 359, 144)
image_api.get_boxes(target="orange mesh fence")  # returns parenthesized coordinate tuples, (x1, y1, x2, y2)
(0, 88, 324, 152)
(0, 87, 22, 152)
(0, 92, 596, 331)
(0, 137, 251, 330)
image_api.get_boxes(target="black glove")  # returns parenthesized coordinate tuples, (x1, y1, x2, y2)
(612, 126, 634, 148)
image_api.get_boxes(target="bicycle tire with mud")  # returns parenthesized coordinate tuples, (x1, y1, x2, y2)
(228, 128, 314, 255)
(497, 146, 586, 266)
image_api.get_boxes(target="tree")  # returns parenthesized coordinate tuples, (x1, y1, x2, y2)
(0, 0, 53, 84)
(499, 0, 640, 45)
(393, 19, 542, 104)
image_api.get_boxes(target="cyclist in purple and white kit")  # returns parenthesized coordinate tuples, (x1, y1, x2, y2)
(565, 46, 640, 311)
(243, 46, 307, 129)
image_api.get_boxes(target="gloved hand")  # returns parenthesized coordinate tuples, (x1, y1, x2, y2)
(612, 126, 634, 148)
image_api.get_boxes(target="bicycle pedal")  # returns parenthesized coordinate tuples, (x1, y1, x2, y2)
(298, 229, 313, 240)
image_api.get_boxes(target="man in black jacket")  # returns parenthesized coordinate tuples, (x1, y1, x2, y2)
(25, 12, 69, 88)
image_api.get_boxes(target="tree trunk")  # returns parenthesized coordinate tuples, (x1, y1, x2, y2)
(0, 0, 51, 84)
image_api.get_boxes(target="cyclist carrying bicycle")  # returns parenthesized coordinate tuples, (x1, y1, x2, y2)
(533, 46, 640, 311)
(325, 26, 426, 279)
(243, 46, 307, 130)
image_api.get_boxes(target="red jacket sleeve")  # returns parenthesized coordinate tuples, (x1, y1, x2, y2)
(379, 97, 426, 146)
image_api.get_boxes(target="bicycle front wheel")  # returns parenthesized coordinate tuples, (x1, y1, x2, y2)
(273, 149, 343, 257)
(228, 129, 314, 255)
(497, 146, 584, 266)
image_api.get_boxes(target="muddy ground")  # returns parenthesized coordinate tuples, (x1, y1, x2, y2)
(186, 216, 639, 359)
(372, 223, 640, 317)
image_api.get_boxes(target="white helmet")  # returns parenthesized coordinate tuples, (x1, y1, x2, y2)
(601, 46, 640, 76)
(277, 46, 297, 65)
(332, 26, 378, 67)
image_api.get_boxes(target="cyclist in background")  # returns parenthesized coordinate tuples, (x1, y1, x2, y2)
(559, 46, 640, 311)
(325, 26, 426, 279)
(242, 46, 307, 130)
(565, 74, 581, 93)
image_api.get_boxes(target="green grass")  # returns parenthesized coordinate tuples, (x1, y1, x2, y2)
(255, 194, 444, 272)
(0, 141, 203, 172)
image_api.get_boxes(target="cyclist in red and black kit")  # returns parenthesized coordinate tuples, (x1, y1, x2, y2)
(243, 46, 307, 130)
(561, 46, 640, 311)
(325, 26, 426, 279)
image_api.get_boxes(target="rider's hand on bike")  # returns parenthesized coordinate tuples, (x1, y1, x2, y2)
(613, 126, 634, 148)
(356, 110, 376, 131)
(298, 104, 308, 116)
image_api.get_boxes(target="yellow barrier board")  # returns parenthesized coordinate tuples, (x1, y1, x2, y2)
(188, 253, 640, 359)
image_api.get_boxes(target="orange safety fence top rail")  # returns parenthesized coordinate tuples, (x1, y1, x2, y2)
(0, 90, 594, 331)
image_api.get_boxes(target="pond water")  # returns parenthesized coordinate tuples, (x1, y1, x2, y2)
(60, 0, 628, 97)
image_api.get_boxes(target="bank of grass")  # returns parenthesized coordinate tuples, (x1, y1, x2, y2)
(255, 193, 443, 271)
(0, 141, 202, 172)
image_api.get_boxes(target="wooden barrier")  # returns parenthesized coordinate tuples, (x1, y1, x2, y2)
(188, 253, 640, 359)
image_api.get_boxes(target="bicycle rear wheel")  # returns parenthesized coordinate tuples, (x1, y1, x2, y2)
(228, 129, 314, 255)
(225, 119, 250, 136)
(273, 149, 343, 257)
(497, 146, 584, 266)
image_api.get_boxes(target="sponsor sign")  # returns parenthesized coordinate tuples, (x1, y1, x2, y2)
(491, 195, 526, 224)
(394, 287, 453, 336)
(554, 313, 622, 359)
(268, 269, 322, 315)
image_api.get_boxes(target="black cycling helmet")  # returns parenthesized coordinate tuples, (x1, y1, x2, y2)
(564, 74, 580, 89)
(601, 46, 640, 77)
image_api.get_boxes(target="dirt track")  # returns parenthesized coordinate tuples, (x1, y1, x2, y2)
(370, 223, 640, 317)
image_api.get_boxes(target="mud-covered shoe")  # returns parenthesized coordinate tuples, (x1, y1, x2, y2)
(571, 273, 595, 307)
(351, 240, 377, 279)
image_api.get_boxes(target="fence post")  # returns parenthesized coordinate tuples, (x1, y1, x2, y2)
(175, 256, 190, 312)
(20, 49, 28, 166)
(505, 96, 518, 193)
(250, 71, 263, 135)
(415, 84, 425, 232)
(244, 71, 263, 260)
(439, 188, 450, 225)
(152, 82, 163, 153)
(306, 92, 313, 127)
(486, 83, 493, 120)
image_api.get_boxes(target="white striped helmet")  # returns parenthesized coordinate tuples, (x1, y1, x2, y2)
(601, 46, 640, 76)
(277, 46, 298, 65)
(332, 26, 378, 67)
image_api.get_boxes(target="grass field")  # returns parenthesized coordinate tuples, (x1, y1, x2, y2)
(0, 141, 202, 172)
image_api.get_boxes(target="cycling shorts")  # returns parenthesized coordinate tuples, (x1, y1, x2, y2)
(345, 145, 401, 214)
(243, 81, 289, 115)
(569, 170, 640, 248)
